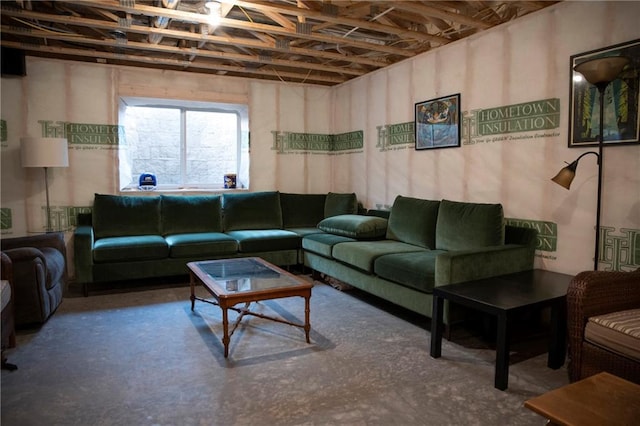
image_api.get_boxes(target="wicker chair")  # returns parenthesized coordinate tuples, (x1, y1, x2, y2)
(566, 269, 640, 384)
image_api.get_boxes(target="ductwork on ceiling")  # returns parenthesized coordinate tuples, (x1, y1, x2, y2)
(148, 0, 180, 44)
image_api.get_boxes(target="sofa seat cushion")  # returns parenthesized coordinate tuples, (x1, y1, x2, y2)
(93, 194, 161, 239)
(318, 215, 388, 239)
(374, 250, 446, 293)
(165, 233, 238, 258)
(225, 230, 300, 253)
(161, 195, 222, 235)
(40, 247, 66, 290)
(332, 240, 426, 273)
(302, 233, 356, 258)
(93, 236, 169, 263)
(286, 227, 326, 237)
(436, 199, 504, 251)
(585, 308, 640, 362)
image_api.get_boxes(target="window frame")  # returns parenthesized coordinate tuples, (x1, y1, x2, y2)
(119, 96, 248, 192)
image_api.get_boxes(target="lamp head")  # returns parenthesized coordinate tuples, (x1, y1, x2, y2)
(551, 160, 578, 190)
(20, 137, 69, 168)
(574, 56, 630, 87)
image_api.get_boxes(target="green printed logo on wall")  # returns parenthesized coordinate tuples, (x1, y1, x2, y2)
(45, 206, 92, 232)
(376, 98, 561, 151)
(271, 131, 363, 154)
(39, 120, 124, 149)
(0, 119, 7, 146)
(377, 122, 414, 151)
(506, 218, 557, 256)
(601, 227, 640, 272)
(0, 208, 12, 231)
(463, 98, 560, 144)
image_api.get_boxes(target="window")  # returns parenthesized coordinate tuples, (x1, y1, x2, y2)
(119, 97, 249, 191)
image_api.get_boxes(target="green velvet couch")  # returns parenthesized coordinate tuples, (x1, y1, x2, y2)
(302, 195, 538, 324)
(74, 191, 359, 295)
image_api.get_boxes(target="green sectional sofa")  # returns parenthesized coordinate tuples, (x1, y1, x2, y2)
(302, 195, 538, 324)
(74, 191, 537, 327)
(74, 191, 359, 295)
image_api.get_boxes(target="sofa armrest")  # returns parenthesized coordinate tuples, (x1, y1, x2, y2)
(434, 244, 535, 286)
(74, 225, 95, 284)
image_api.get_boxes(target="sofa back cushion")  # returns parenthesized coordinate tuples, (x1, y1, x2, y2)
(93, 194, 161, 239)
(280, 193, 326, 228)
(161, 195, 222, 235)
(222, 191, 283, 231)
(435, 199, 504, 251)
(324, 192, 358, 218)
(386, 196, 440, 249)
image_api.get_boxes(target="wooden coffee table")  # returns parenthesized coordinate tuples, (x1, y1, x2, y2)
(524, 372, 640, 425)
(430, 269, 572, 390)
(188, 257, 312, 358)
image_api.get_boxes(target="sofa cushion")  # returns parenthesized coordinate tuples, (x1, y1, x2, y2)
(165, 233, 238, 258)
(161, 195, 222, 235)
(302, 233, 356, 258)
(332, 240, 426, 273)
(281, 193, 326, 228)
(436, 199, 504, 251)
(222, 191, 283, 231)
(93, 235, 168, 263)
(93, 194, 161, 239)
(374, 250, 446, 293)
(586, 308, 640, 362)
(324, 192, 358, 218)
(225, 229, 300, 253)
(386, 196, 440, 249)
(318, 215, 388, 239)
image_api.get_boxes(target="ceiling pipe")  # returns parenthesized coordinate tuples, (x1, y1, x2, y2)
(149, 0, 180, 45)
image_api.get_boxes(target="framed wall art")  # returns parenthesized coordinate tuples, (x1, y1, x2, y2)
(569, 39, 640, 147)
(415, 93, 461, 150)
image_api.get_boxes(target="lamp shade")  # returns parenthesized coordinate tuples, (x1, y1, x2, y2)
(20, 137, 69, 168)
(574, 56, 630, 85)
(551, 162, 577, 190)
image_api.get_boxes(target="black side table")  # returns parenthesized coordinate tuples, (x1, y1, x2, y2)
(430, 269, 573, 390)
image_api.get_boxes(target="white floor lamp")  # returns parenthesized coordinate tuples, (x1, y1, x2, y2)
(20, 137, 69, 232)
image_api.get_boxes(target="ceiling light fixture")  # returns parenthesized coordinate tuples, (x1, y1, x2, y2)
(205, 1, 221, 28)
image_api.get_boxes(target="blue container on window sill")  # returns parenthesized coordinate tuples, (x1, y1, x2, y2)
(224, 174, 237, 189)
(138, 173, 157, 190)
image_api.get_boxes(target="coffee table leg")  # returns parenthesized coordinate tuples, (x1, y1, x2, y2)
(190, 272, 196, 311)
(548, 300, 567, 369)
(222, 307, 230, 358)
(304, 294, 311, 344)
(430, 295, 444, 358)
(495, 312, 509, 390)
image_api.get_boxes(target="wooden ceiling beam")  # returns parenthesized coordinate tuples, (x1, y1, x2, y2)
(61, 0, 416, 57)
(226, 0, 451, 45)
(0, 25, 367, 76)
(0, 39, 346, 85)
(0, 7, 387, 67)
(391, 1, 493, 30)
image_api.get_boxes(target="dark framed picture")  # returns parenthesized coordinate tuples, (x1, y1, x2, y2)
(569, 39, 640, 147)
(415, 93, 461, 150)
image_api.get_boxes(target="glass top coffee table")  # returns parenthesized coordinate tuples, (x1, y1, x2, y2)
(188, 257, 312, 358)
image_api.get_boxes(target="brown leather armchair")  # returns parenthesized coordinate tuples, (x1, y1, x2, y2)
(1, 232, 67, 327)
(567, 269, 640, 384)
(2, 252, 17, 370)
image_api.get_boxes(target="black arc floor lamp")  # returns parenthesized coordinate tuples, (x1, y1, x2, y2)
(551, 56, 629, 270)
